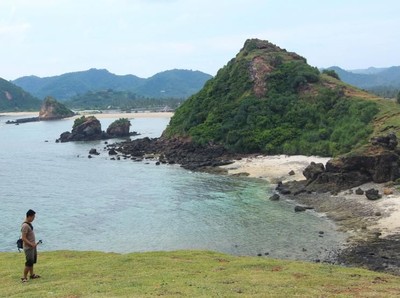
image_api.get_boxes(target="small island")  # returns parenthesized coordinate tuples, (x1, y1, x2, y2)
(39, 96, 75, 120)
(6, 96, 75, 124)
(57, 115, 137, 142)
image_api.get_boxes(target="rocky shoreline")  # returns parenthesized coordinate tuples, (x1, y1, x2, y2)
(104, 134, 400, 275)
(275, 183, 400, 275)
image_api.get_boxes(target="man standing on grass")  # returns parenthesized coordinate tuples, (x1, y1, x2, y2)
(21, 209, 41, 283)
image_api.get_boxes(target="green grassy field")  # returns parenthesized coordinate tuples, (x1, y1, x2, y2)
(1, 250, 399, 297)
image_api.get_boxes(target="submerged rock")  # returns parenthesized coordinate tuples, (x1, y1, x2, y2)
(269, 194, 280, 201)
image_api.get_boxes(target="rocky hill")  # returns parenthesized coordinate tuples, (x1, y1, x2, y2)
(108, 38, 400, 193)
(165, 38, 398, 157)
(12, 68, 212, 101)
(0, 77, 41, 112)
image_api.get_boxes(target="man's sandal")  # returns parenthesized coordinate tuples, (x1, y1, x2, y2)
(30, 274, 41, 279)
(21, 277, 28, 283)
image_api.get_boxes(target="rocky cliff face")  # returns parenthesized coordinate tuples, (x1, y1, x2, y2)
(245, 39, 305, 98)
(39, 96, 75, 120)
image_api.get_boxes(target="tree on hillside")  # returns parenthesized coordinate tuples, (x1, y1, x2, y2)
(397, 91, 400, 104)
(322, 69, 340, 80)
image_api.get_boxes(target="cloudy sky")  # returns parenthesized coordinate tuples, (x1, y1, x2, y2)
(0, 0, 399, 80)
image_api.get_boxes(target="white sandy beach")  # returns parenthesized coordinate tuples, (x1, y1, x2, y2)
(221, 154, 330, 183)
(0, 111, 38, 117)
(221, 155, 400, 237)
(372, 191, 400, 236)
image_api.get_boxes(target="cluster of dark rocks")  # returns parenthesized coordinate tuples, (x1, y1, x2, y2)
(275, 133, 400, 196)
(271, 132, 400, 275)
(105, 132, 400, 197)
(57, 116, 138, 142)
(105, 136, 235, 170)
(336, 234, 400, 275)
(6, 117, 40, 124)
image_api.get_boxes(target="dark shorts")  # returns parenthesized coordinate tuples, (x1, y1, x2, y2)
(24, 247, 37, 267)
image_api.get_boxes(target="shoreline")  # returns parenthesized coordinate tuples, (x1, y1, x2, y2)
(221, 155, 400, 238)
(0, 111, 174, 119)
(221, 154, 400, 274)
(3, 112, 399, 272)
(75, 111, 174, 119)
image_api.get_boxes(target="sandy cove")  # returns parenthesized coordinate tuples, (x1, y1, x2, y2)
(220, 155, 400, 238)
(4, 111, 399, 237)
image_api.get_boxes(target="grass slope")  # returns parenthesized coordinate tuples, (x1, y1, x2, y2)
(1, 250, 399, 297)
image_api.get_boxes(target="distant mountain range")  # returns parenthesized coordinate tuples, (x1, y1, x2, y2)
(12, 68, 213, 101)
(326, 66, 400, 97)
(3, 65, 400, 112)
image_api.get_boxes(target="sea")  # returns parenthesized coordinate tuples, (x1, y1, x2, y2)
(0, 113, 347, 261)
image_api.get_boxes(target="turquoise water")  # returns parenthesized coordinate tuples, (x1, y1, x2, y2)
(0, 114, 346, 260)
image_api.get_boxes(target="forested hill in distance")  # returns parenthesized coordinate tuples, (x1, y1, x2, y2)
(0, 77, 41, 111)
(12, 69, 212, 101)
(165, 38, 400, 157)
(326, 66, 400, 98)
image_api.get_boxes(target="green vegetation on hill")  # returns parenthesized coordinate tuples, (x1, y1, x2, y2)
(65, 89, 182, 111)
(134, 69, 212, 99)
(165, 39, 390, 157)
(12, 69, 144, 100)
(0, 78, 41, 112)
(72, 115, 93, 129)
(1, 250, 399, 297)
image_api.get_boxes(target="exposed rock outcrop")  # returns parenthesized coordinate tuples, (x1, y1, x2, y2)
(279, 133, 400, 194)
(39, 96, 75, 120)
(365, 188, 382, 200)
(106, 118, 131, 137)
(57, 116, 137, 142)
(106, 136, 234, 171)
(59, 116, 103, 142)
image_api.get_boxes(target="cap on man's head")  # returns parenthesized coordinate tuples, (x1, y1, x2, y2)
(26, 209, 36, 217)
